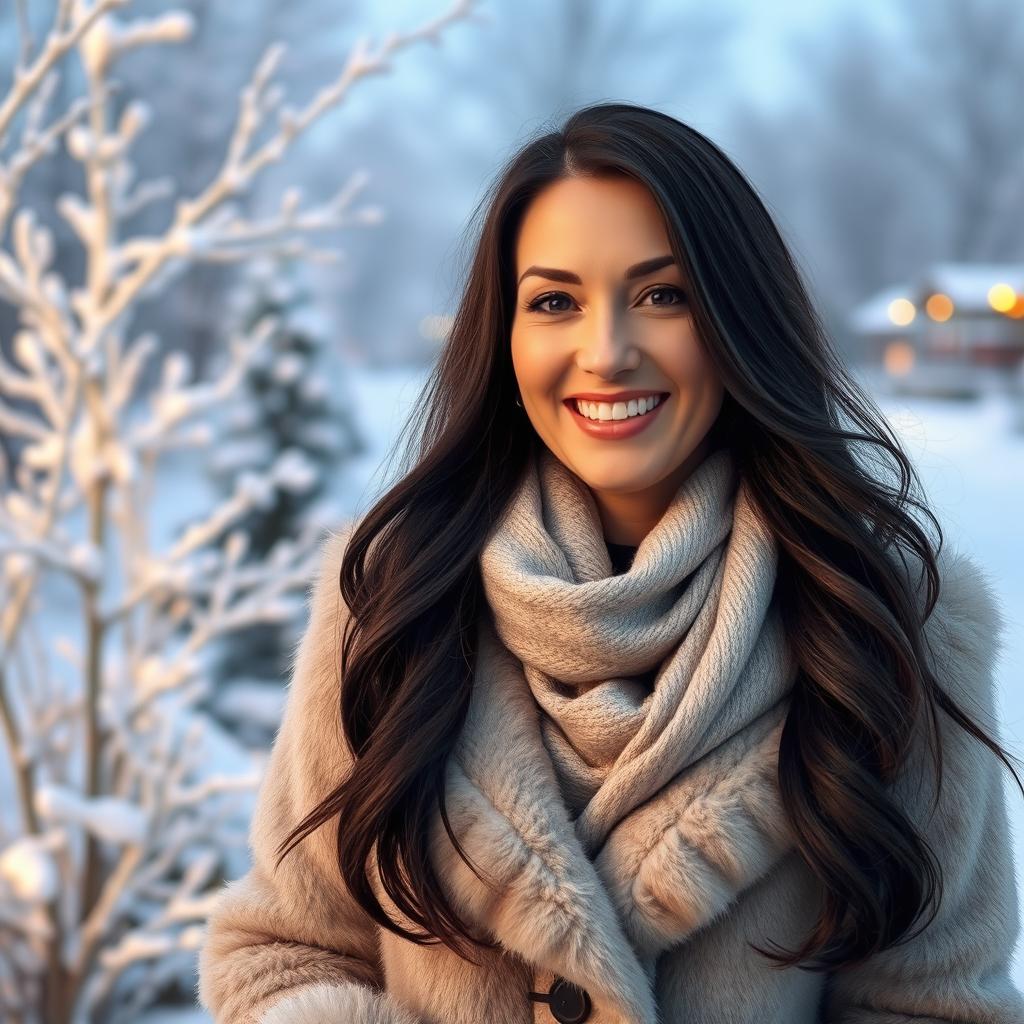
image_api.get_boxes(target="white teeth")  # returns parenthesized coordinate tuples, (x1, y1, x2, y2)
(574, 394, 663, 421)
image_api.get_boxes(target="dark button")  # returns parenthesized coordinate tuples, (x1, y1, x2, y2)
(549, 977, 592, 1023)
(526, 975, 592, 1023)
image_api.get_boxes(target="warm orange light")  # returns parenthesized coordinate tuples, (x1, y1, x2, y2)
(883, 340, 915, 376)
(1007, 296, 1024, 319)
(988, 283, 1017, 312)
(925, 293, 954, 321)
(887, 298, 916, 326)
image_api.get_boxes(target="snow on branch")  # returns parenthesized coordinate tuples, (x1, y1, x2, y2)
(0, 0, 127, 145)
(0, 0, 483, 1020)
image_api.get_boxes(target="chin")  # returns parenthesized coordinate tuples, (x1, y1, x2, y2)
(568, 456, 667, 490)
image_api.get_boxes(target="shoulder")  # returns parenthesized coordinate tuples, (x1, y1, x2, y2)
(918, 544, 1007, 721)
(883, 541, 1013, 838)
(318, 519, 360, 579)
(882, 544, 1014, 861)
(305, 520, 360, 614)
(931, 545, 1005, 649)
(884, 541, 1005, 717)
(282, 520, 362, 689)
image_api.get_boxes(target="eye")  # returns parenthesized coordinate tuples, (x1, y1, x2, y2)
(524, 291, 576, 314)
(522, 286, 688, 315)
(638, 286, 688, 308)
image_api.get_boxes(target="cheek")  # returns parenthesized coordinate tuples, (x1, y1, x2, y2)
(510, 331, 563, 391)
(654, 327, 719, 387)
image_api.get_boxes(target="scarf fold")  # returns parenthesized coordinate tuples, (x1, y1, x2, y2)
(478, 443, 797, 860)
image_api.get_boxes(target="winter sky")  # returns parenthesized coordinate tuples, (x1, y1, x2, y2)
(353, 0, 893, 116)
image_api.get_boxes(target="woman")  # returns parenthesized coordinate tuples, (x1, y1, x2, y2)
(198, 102, 1024, 1024)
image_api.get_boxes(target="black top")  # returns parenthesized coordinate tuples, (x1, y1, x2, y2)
(606, 540, 638, 575)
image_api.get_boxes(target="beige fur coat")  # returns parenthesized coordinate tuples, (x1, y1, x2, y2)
(197, 525, 1023, 1024)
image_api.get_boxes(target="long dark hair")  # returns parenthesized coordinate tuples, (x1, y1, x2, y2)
(274, 101, 1023, 972)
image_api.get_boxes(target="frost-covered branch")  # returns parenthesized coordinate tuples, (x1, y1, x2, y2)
(0, 0, 127, 144)
(95, 0, 483, 337)
(0, 74, 104, 237)
(0, 0, 483, 1019)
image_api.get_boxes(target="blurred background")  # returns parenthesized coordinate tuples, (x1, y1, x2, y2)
(0, 0, 1022, 1020)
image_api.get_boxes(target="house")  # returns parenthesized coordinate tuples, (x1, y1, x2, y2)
(848, 262, 1024, 398)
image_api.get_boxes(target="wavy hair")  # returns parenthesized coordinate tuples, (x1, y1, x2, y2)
(274, 101, 1023, 972)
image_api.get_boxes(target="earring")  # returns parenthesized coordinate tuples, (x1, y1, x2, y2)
(515, 395, 523, 408)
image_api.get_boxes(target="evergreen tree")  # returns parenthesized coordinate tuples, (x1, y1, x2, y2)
(205, 257, 366, 727)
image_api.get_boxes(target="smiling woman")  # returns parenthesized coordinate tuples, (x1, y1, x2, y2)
(198, 102, 1024, 1024)
(510, 174, 726, 545)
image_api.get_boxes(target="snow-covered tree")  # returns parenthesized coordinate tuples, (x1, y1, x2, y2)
(201, 256, 366, 745)
(0, 1, 480, 1021)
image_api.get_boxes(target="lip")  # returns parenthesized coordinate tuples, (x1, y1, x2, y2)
(565, 392, 669, 440)
(566, 389, 669, 402)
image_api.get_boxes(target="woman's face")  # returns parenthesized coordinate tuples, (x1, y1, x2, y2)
(509, 173, 725, 545)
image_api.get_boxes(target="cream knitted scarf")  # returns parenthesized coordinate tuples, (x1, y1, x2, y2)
(478, 443, 797, 861)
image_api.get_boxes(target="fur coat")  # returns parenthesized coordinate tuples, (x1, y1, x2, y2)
(197, 525, 1023, 1024)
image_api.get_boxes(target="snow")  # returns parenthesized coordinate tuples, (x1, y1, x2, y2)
(271, 447, 318, 492)
(0, 834, 62, 903)
(35, 785, 148, 846)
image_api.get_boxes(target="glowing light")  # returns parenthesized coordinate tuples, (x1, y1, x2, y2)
(925, 293, 954, 321)
(988, 283, 1018, 313)
(883, 341, 915, 376)
(887, 298, 916, 326)
(1007, 296, 1024, 319)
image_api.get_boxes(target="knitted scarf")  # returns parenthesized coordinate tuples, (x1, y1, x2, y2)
(478, 443, 797, 861)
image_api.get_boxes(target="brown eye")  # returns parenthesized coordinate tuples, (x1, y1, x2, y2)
(524, 291, 576, 314)
(639, 286, 687, 307)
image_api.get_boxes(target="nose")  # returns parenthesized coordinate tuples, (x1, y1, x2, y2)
(574, 307, 640, 379)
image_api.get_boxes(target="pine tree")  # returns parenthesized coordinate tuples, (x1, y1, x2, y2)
(204, 258, 365, 744)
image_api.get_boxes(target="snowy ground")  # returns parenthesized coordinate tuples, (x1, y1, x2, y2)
(24, 361, 1024, 1019)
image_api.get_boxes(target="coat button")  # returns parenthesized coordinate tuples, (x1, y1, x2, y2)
(547, 976, 592, 1023)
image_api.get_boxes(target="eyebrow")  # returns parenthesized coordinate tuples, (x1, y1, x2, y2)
(516, 254, 677, 289)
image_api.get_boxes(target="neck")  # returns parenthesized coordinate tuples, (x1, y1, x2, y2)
(594, 435, 713, 547)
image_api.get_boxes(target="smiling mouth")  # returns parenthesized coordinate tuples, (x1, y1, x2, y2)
(562, 392, 670, 420)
